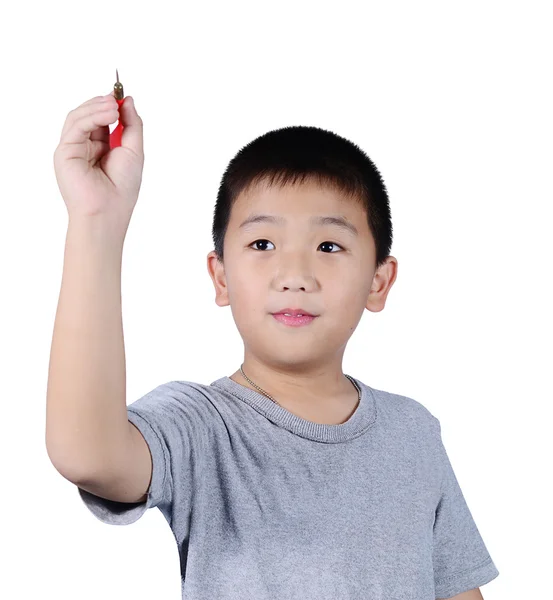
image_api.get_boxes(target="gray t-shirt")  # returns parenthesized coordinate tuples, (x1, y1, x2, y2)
(78, 375, 499, 599)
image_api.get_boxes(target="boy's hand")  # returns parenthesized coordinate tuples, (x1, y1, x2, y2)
(53, 92, 144, 239)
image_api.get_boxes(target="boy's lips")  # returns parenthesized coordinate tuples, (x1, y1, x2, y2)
(271, 313, 318, 327)
(271, 308, 318, 317)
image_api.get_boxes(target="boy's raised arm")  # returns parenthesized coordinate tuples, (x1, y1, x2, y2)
(46, 91, 144, 484)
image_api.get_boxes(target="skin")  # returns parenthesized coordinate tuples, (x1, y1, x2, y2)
(444, 589, 483, 600)
(206, 177, 398, 424)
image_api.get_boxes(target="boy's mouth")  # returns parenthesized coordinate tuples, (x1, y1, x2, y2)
(271, 308, 317, 317)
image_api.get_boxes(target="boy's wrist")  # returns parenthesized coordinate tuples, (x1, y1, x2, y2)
(66, 216, 126, 253)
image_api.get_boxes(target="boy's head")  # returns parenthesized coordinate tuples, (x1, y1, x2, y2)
(207, 125, 397, 370)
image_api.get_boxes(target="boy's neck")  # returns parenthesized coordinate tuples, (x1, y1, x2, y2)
(228, 363, 360, 425)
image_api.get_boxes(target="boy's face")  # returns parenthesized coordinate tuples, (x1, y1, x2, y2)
(207, 179, 397, 368)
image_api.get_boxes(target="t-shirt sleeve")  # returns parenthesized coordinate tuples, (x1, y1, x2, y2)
(431, 417, 500, 599)
(77, 381, 195, 526)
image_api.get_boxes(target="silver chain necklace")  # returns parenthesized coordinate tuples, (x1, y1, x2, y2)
(239, 363, 360, 407)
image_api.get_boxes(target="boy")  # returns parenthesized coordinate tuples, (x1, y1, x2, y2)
(46, 91, 499, 600)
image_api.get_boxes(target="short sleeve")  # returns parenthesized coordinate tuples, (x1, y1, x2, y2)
(77, 381, 196, 526)
(431, 417, 500, 598)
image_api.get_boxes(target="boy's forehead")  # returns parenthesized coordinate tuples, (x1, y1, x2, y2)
(231, 179, 365, 222)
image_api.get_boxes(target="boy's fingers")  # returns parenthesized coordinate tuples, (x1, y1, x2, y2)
(60, 108, 116, 147)
(119, 97, 144, 157)
(90, 123, 110, 145)
(70, 93, 115, 119)
(91, 95, 117, 145)
(84, 92, 115, 106)
(60, 95, 116, 140)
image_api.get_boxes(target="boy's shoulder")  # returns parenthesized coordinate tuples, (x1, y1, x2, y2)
(367, 383, 440, 430)
(146, 378, 218, 397)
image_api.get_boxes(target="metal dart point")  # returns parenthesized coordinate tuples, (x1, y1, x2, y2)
(113, 68, 124, 101)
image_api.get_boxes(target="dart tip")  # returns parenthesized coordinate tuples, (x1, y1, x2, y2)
(113, 69, 124, 100)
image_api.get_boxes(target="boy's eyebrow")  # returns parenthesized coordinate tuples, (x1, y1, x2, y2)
(238, 213, 359, 237)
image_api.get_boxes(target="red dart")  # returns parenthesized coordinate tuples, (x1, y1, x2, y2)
(109, 69, 124, 149)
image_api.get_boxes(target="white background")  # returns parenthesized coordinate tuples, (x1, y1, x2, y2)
(1, 0, 551, 598)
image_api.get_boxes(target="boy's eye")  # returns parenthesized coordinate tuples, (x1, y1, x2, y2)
(248, 239, 344, 253)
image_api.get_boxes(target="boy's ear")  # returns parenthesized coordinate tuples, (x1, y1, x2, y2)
(206, 251, 230, 308)
(365, 256, 398, 313)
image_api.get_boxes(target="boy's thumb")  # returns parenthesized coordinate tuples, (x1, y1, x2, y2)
(120, 96, 144, 156)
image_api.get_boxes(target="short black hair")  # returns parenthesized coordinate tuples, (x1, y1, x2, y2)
(212, 125, 393, 271)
